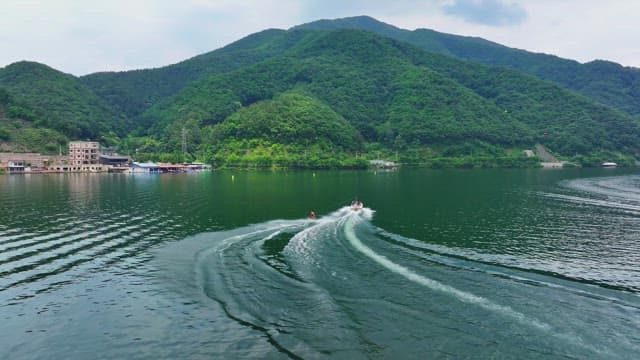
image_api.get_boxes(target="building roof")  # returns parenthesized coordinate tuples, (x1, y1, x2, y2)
(158, 163, 187, 169)
(133, 162, 160, 168)
(99, 154, 129, 161)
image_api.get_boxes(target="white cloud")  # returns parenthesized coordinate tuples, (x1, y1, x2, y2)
(442, 0, 527, 26)
(0, 0, 305, 75)
(0, 0, 638, 75)
(383, 0, 640, 68)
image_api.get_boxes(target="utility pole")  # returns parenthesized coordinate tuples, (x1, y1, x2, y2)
(181, 127, 187, 163)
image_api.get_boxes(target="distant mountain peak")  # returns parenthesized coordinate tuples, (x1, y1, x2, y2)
(3, 60, 55, 72)
(1, 60, 77, 83)
(292, 15, 401, 35)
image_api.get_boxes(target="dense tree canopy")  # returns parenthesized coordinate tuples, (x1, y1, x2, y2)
(297, 16, 640, 117)
(0, 62, 126, 139)
(0, 86, 68, 153)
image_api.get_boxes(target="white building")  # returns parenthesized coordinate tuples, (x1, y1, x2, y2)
(131, 162, 161, 173)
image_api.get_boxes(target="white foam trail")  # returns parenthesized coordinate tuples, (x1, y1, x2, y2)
(343, 214, 551, 331)
(196, 220, 305, 261)
(566, 176, 640, 199)
(379, 229, 638, 305)
(283, 207, 375, 261)
(540, 192, 640, 213)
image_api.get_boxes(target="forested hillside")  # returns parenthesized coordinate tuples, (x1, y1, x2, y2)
(295, 16, 640, 117)
(0, 61, 126, 139)
(0, 87, 68, 153)
(1, 16, 639, 168)
(140, 29, 639, 166)
(79, 29, 315, 121)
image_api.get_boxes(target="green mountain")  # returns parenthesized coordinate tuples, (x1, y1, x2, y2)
(145, 30, 530, 143)
(0, 61, 126, 139)
(1, 17, 639, 167)
(212, 90, 362, 148)
(79, 29, 317, 121)
(142, 29, 639, 161)
(201, 90, 368, 168)
(294, 16, 640, 117)
(0, 87, 68, 153)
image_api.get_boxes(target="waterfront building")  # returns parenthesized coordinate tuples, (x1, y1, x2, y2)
(1, 148, 208, 174)
(69, 141, 100, 167)
(99, 154, 130, 167)
(63, 141, 109, 172)
(187, 162, 211, 171)
(158, 163, 188, 173)
(131, 162, 161, 173)
(0, 152, 66, 173)
(7, 160, 25, 173)
(369, 159, 399, 169)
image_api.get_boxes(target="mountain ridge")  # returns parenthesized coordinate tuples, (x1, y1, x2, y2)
(1, 16, 639, 167)
(140, 28, 638, 159)
(294, 15, 640, 117)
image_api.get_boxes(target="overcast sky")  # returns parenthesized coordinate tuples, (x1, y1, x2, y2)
(2, 0, 639, 75)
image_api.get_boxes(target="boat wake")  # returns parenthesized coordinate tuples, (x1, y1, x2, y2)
(153, 204, 640, 358)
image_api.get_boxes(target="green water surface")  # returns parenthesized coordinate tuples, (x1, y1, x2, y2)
(1, 168, 639, 358)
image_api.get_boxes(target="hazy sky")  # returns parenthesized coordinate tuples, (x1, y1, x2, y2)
(2, 0, 639, 75)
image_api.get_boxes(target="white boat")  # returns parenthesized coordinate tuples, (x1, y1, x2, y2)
(351, 201, 364, 211)
(602, 162, 618, 167)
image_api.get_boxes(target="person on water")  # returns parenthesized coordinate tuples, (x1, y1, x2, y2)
(351, 199, 363, 209)
(309, 210, 316, 219)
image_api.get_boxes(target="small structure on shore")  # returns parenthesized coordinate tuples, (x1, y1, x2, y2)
(131, 162, 161, 173)
(4, 160, 25, 173)
(0, 152, 67, 173)
(369, 159, 399, 169)
(541, 162, 565, 168)
(99, 154, 131, 167)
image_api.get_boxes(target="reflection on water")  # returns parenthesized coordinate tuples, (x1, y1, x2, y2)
(1, 170, 640, 359)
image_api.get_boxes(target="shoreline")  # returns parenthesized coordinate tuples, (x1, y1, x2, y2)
(2, 163, 633, 175)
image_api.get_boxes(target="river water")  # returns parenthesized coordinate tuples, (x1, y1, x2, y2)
(1, 169, 639, 359)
